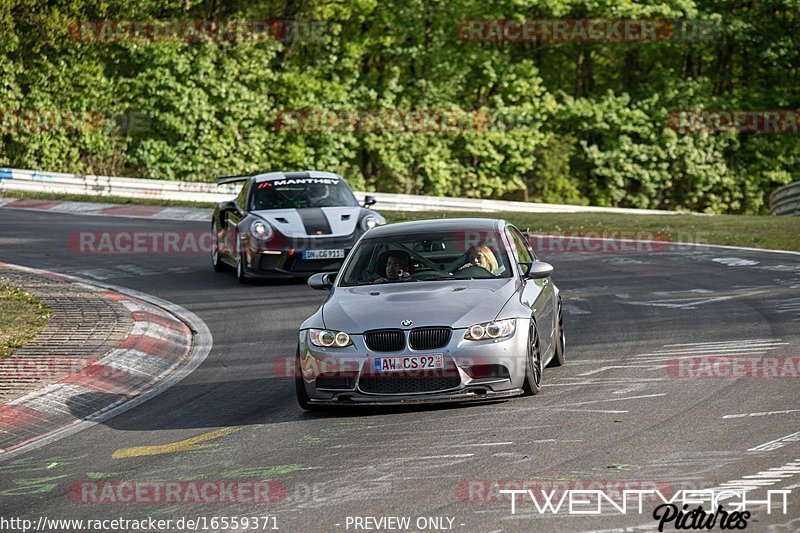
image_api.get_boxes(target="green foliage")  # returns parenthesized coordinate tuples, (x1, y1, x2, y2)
(1, 0, 798, 213)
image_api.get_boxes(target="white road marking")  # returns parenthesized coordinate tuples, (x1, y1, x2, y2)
(653, 289, 714, 296)
(548, 408, 629, 414)
(663, 338, 782, 347)
(620, 288, 771, 309)
(414, 454, 474, 459)
(551, 393, 667, 407)
(456, 442, 514, 447)
(610, 383, 651, 395)
(716, 458, 800, 494)
(547, 378, 667, 386)
(713, 257, 760, 266)
(635, 344, 789, 356)
(749, 431, 800, 452)
(723, 409, 800, 419)
(578, 365, 667, 376)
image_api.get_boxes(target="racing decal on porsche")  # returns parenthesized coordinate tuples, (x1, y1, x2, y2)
(297, 207, 332, 235)
(271, 178, 340, 186)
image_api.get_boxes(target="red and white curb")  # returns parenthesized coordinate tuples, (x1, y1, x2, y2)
(0, 198, 210, 222)
(0, 263, 212, 462)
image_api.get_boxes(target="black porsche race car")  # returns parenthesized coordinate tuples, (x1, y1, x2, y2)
(211, 171, 385, 281)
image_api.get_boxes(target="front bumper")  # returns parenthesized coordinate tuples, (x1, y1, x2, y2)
(242, 233, 361, 278)
(297, 320, 529, 404)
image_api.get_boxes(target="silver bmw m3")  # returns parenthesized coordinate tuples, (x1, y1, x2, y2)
(295, 218, 565, 409)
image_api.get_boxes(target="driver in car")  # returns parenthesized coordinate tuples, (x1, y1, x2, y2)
(374, 251, 412, 283)
(459, 245, 499, 274)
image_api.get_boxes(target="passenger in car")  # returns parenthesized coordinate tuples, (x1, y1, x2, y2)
(459, 245, 499, 274)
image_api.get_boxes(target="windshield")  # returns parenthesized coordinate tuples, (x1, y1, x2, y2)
(340, 230, 513, 286)
(251, 177, 358, 209)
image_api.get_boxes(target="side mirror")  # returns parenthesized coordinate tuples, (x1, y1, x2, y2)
(220, 200, 238, 214)
(520, 261, 553, 279)
(308, 271, 336, 290)
(363, 195, 377, 208)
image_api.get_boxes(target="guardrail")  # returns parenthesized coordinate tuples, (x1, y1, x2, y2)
(0, 167, 677, 215)
(770, 181, 800, 216)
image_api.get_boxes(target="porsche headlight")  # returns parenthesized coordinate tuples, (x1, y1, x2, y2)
(464, 319, 516, 341)
(361, 216, 378, 231)
(310, 329, 352, 348)
(250, 220, 274, 241)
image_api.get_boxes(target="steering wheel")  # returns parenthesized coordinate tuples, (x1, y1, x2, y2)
(409, 270, 451, 281)
(446, 251, 473, 274)
(452, 264, 495, 278)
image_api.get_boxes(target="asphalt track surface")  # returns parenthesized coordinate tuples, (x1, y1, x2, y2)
(1, 208, 799, 533)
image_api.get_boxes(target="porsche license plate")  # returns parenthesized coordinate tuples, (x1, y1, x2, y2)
(303, 249, 345, 260)
(375, 354, 444, 373)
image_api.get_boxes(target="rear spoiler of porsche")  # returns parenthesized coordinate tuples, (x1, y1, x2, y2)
(216, 174, 253, 185)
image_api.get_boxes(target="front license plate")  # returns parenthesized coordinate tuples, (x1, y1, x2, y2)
(375, 354, 444, 373)
(303, 249, 345, 260)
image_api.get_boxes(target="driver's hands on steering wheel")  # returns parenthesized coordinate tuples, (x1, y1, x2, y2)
(374, 269, 411, 283)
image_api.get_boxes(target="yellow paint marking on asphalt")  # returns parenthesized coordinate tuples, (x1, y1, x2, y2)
(112, 427, 241, 459)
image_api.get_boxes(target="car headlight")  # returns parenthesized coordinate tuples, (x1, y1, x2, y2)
(250, 220, 274, 241)
(309, 329, 352, 348)
(464, 319, 516, 341)
(361, 216, 378, 231)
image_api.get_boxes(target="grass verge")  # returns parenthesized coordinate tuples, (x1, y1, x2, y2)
(0, 281, 51, 359)
(385, 211, 800, 252)
(2, 189, 798, 252)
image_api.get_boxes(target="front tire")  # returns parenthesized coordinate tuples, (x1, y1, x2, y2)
(211, 221, 225, 272)
(235, 238, 250, 284)
(547, 298, 566, 368)
(295, 347, 319, 411)
(522, 321, 543, 396)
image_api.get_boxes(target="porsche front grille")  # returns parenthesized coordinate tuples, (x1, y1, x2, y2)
(408, 327, 451, 350)
(364, 329, 405, 352)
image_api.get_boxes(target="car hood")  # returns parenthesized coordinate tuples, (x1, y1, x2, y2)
(322, 279, 519, 332)
(252, 206, 362, 238)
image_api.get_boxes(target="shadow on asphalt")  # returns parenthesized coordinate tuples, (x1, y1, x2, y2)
(66, 381, 513, 432)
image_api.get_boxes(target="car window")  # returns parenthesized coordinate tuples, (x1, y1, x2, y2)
(250, 177, 358, 210)
(340, 230, 514, 286)
(507, 226, 532, 263)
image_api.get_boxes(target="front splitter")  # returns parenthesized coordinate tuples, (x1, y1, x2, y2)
(308, 387, 524, 406)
